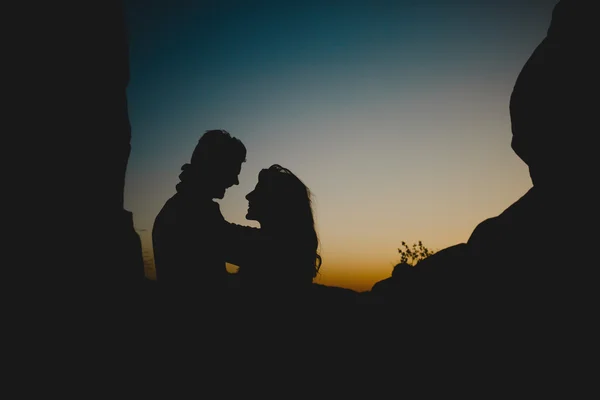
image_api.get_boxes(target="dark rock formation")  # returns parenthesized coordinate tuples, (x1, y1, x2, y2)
(16, 2, 145, 305)
(370, 0, 597, 317)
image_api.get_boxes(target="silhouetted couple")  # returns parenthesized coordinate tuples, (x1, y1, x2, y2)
(152, 129, 321, 307)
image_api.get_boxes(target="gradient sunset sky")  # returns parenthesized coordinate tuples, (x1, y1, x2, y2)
(123, 0, 558, 291)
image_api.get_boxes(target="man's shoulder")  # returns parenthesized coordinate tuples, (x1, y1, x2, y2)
(155, 195, 183, 221)
(155, 195, 223, 228)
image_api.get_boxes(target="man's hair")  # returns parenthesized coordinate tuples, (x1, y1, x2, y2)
(190, 129, 246, 166)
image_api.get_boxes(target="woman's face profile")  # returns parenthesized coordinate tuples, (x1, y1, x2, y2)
(245, 176, 270, 222)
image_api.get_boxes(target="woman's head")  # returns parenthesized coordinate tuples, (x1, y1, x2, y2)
(246, 165, 310, 223)
(245, 164, 321, 280)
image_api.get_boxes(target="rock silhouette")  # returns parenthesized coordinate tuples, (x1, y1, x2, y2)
(17, 2, 145, 309)
(371, 0, 597, 318)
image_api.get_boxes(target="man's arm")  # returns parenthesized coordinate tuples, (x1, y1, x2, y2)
(220, 222, 274, 267)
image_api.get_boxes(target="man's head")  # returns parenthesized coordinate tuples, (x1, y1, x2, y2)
(186, 129, 246, 199)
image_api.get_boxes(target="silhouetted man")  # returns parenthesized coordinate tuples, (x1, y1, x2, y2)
(152, 130, 246, 303)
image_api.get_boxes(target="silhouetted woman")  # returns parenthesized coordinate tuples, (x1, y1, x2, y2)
(224, 164, 321, 302)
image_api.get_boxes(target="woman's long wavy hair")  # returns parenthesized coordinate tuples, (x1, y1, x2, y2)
(259, 164, 321, 283)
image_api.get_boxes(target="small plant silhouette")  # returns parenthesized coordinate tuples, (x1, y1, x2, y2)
(398, 240, 436, 266)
